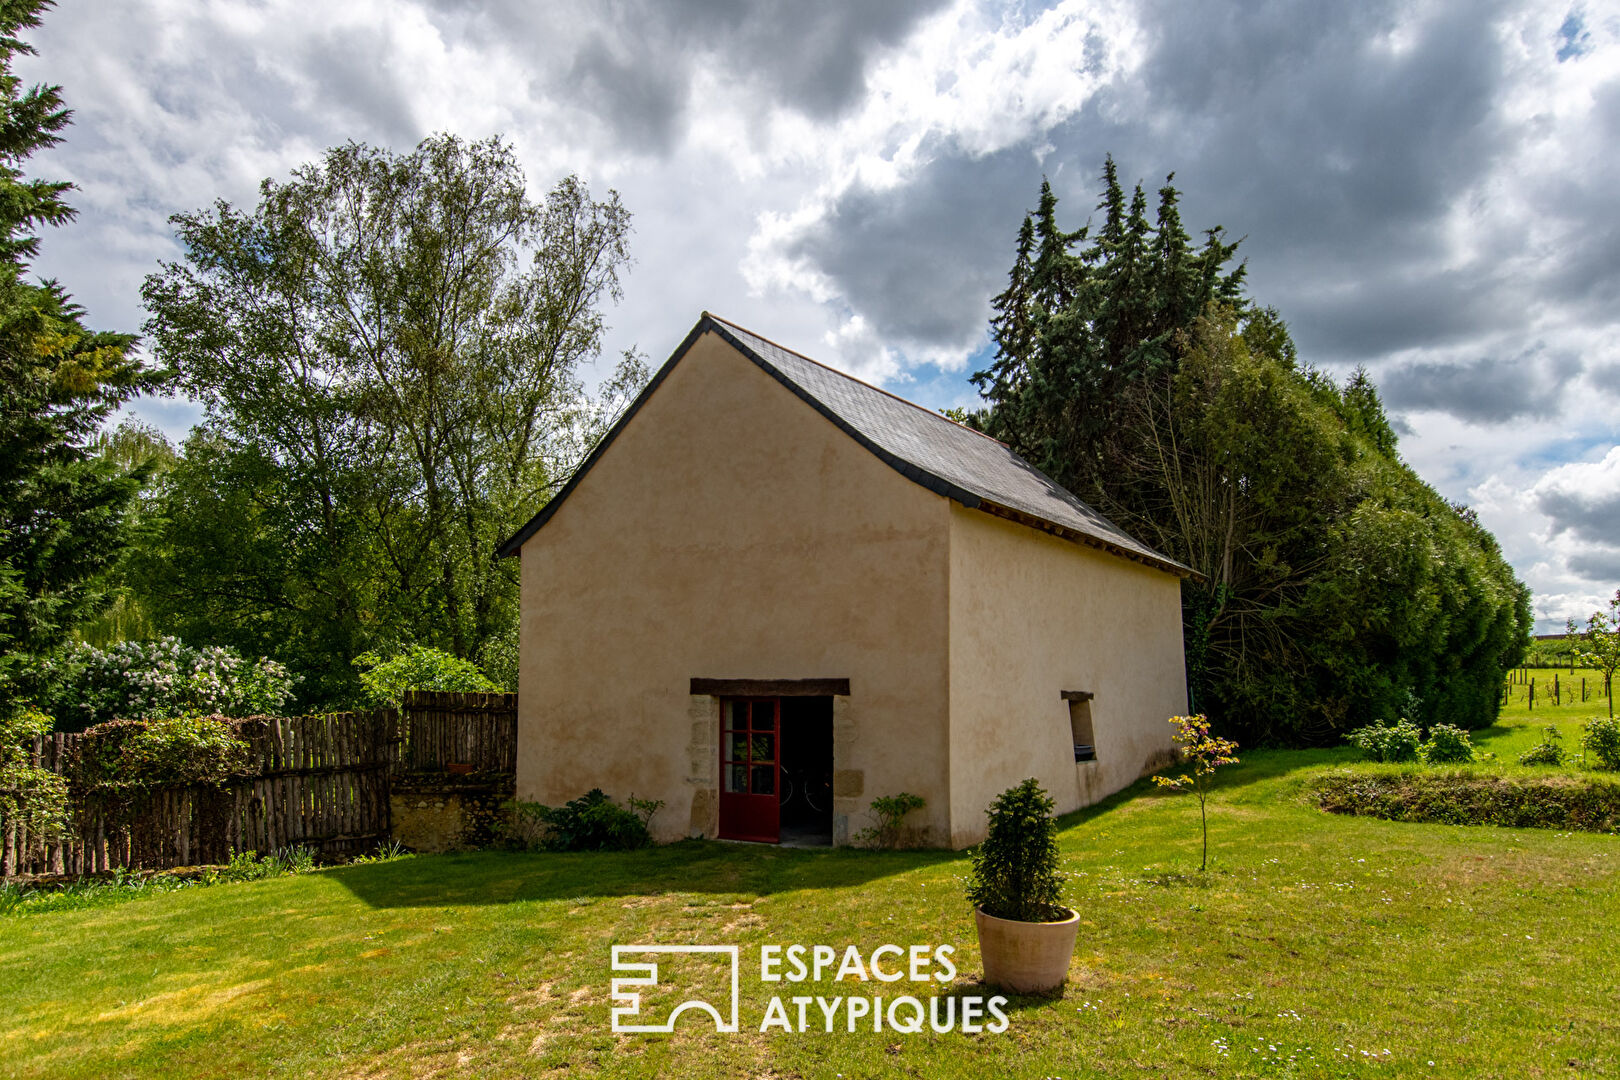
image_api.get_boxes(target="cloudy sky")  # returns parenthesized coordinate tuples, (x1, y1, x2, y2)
(19, 0, 1620, 631)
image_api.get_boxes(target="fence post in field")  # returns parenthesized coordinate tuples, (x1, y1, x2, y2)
(1555, 674, 1560, 706)
(1529, 678, 1535, 710)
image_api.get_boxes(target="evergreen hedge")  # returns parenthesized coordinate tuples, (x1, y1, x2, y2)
(1313, 770, 1620, 833)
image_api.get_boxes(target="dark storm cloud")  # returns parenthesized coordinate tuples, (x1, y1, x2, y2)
(1131, 0, 1524, 361)
(1568, 548, 1620, 583)
(710, 0, 953, 118)
(568, 35, 689, 155)
(455, 0, 951, 149)
(1535, 484, 1620, 545)
(785, 136, 1035, 346)
(770, 0, 1521, 352)
(295, 30, 420, 145)
(1379, 349, 1584, 423)
(775, 0, 1620, 418)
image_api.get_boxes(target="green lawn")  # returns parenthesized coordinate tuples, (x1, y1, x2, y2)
(1395, 665, 1620, 776)
(3, 728, 1618, 1079)
(1490, 666, 1614, 763)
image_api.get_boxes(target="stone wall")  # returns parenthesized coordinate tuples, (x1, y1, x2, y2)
(389, 773, 516, 854)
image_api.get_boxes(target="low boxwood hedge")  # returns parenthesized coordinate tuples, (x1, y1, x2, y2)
(1313, 769, 1620, 833)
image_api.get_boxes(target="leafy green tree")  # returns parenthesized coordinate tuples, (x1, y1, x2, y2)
(352, 644, 498, 708)
(1570, 592, 1620, 718)
(975, 162, 1244, 505)
(123, 426, 399, 706)
(139, 134, 640, 706)
(0, 0, 164, 710)
(973, 165, 1531, 744)
(72, 421, 177, 646)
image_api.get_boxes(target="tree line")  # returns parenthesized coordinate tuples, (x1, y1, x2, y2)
(0, 0, 1536, 743)
(969, 163, 1533, 743)
(0, 0, 641, 720)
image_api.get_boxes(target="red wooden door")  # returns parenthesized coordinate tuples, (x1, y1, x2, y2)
(718, 698, 780, 843)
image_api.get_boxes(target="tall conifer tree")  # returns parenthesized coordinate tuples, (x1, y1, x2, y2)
(0, 0, 160, 702)
(973, 162, 1529, 743)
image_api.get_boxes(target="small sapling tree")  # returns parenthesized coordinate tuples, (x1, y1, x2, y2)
(1152, 714, 1240, 871)
(1570, 593, 1620, 718)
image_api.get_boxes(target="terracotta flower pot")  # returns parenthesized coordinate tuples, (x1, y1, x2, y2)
(974, 906, 1080, 993)
(446, 762, 474, 775)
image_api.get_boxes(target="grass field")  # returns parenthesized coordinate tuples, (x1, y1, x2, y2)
(1474, 665, 1614, 768)
(3, 691, 1619, 1080)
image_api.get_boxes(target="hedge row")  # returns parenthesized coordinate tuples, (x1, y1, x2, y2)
(1313, 770, 1620, 833)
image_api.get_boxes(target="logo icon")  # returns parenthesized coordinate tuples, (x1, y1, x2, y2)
(610, 945, 740, 1033)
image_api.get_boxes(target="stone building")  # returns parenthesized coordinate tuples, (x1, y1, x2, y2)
(499, 314, 1190, 848)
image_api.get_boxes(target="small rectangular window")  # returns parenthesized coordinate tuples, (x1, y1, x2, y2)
(1067, 696, 1095, 762)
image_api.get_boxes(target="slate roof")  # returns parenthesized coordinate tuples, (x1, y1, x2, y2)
(497, 313, 1190, 577)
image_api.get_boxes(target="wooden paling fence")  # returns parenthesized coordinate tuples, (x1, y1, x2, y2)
(1, 691, 518, 879)
(400, 690, 518, 773)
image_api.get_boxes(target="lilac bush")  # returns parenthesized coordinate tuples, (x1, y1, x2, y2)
(40, 637, 296, 730)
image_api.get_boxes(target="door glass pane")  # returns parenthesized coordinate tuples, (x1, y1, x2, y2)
(726, 700, 748, 731)
(751, 700, 774, 730)
(750, 765, 775, 795)
(725, 764, 747, 793)
(727, 732, 748, 763)
(750, 732, 774, 763)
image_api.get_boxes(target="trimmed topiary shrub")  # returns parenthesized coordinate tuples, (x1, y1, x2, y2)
(965, 778, 1066, 923)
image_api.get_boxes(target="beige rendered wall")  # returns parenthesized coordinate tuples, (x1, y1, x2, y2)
(517, 331, 954, 844)
(946, 505, 1186, 846)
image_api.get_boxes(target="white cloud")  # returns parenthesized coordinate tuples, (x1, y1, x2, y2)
(739, 0, 1145, 373)
(1467, 444, 1620, 631)
(9, 0, 1620, 628)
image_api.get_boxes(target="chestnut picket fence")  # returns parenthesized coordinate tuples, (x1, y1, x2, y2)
(0, 690, 516, 879)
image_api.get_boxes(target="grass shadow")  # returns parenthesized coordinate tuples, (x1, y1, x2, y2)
(1208, 746, 1356, 790)
(325, 839, 961, 910)
(936, 980, 1073, 1013)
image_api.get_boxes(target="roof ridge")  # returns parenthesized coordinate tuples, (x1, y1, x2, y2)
(704, 312, 1009, 448)
(498, 311, 1191, 579)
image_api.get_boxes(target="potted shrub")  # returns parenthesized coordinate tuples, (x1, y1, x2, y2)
(966, 778, 1078, 993)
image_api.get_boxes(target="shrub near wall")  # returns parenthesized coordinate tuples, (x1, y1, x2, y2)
(1313, 770, 1620, 833)
(39, 638, 296, 731)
